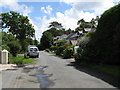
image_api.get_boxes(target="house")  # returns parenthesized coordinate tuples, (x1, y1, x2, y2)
(53, 24, 96, 46)
(53, 34, 68, 41)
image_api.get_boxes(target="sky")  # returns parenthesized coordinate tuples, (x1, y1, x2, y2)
(0, 0, 119, 41)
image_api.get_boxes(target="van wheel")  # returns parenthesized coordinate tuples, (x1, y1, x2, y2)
(37, 54, 39, 58)
(24, 54, 29, 58)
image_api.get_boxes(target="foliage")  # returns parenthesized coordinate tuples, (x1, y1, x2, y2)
(1, 31, 23, 56)
(63, 46, 74, 59)
(40, 32, 53, 50)
(9, 56, 37, 65)
(75, 4, 120, 65)
(50, 45, 58, 51)
(54, 40, 67, 46)
(89, 64, 120, 77)
(2, 32, 16, 45)
(7, 41, 21, 56)
(1, 11, 35, 52)
(45, 49, 50, 52)
(1, 11, 35, 40)
(55, 46, 65, 56)
(48, 21, 63, 30)
(85, 31, 95, 37)
(44, 28, 64, 37)
(1, 44, 10, 51)
(39, 21, 65, 50)
(25, 37, 34, 45)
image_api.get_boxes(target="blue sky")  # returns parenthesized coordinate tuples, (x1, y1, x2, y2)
(0, 0, 119, 41)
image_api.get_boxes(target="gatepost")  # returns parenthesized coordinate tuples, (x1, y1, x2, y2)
(1, 49, 8, 64)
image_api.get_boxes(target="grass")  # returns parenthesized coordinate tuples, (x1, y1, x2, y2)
(88, 64, 120, 77)
(9, 55, 37, 65)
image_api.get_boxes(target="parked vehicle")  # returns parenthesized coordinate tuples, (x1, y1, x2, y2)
(24, 45, 39, 58)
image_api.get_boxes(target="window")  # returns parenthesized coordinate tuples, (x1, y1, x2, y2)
(30, 48, 33, 52)
(34, 48, 38, 51)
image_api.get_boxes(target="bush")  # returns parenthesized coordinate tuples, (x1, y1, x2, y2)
(85, 31, 95, 37)
(56, 46, 65, 56)
(7, 41, 21, 57)
(8, 53, 13, 64)
(50, 45, 58, 51)
(54, 40, 67, 46)
(63, 46, 74, 59)
(45, 49, 50, 52)
(9, 56, 37, 65)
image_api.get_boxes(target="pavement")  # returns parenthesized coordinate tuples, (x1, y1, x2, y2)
(0, 64, 17, 71)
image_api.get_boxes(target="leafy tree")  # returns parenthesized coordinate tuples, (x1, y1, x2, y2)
(7, 41, 21, 56)
(48, 21, 63, 30)
(25, 37, 34, 45)
(1, 11, 35, 51)
(77, 19, 86, 28)
(40, 32, 53, 49)
(34, 39, 39, 46)
(44, 28, 64, 37)
(2, 32, 16, 45)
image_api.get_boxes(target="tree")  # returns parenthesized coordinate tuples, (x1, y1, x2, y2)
(2, 32, 16, 45)
(77, 19, 85, 27)
(48, 21, 63, 30)
(40, 32, 53, 49)
(1, 11, 35, 51)
(7, 41, 21, 56)
(77, 19, 86, 33)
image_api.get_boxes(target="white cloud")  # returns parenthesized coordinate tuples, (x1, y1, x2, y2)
(41, 5, 53, 15)
(0, 0, 33, 16)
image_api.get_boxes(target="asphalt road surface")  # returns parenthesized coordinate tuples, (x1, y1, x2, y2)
(2, 51, 117, 88)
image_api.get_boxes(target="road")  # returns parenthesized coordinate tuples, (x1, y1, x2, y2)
(2, 51, 116, 88)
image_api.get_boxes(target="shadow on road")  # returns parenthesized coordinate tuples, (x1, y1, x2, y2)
(66, 62, 120, 89)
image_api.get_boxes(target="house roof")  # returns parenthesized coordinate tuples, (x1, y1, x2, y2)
(66, 33, 79, 39)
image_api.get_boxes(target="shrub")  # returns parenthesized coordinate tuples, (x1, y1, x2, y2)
(56, 46, 65, 56)
(45, 49, 50, 52)
(9, 56, 37, 65)
(7, 41, 21, 57)
(63, 46, 74, 59)
(85, 31, 95, 37)
(8, 53, 13, 64)
(54, 40, 67, 46)
(50, 45, 58, 51)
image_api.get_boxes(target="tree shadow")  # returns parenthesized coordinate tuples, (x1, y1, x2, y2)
(66, 62, 120, 88)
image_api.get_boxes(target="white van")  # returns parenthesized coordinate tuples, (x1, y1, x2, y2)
(25, 45, 39, 58)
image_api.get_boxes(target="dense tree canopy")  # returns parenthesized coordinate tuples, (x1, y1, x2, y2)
(39, 21, 65, 50)
(1, 11, 36, 52)
(40, 32, 53, 50)
(48, 21, 63, 30)
(1, 11, 35, 40)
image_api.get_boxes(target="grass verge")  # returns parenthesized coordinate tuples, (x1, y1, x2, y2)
(9, 55, 37, 65)
(88, 64, 120, 77)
